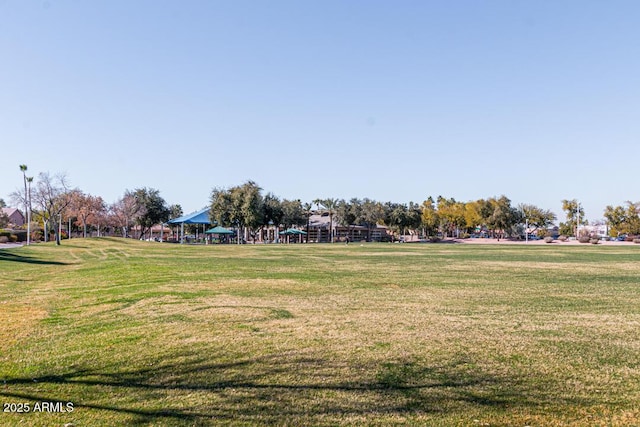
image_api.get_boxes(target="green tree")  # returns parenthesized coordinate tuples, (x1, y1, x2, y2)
(0, 210, 8, 228)
(383, 202, 422, 239)
(518, 203, 557, 235)
(485, 196, 520, 238)
(336, 198, 362, 242)
(209, 187, 234, 228)
(407, 202, 423, 232)
(210, 181, 264, 243)
(132, 187, 170, 240)
(604, 202, 640, 236)
(262, 193, 284, 228)
(169, 204, 183, 220)
(383, 202, 406, 236)
(625, 202, 640, 235)
(360, 198, 385, 241)
(0, 198, 6, 208)
(604, 204, 626, 237)
(559, 199, 585, 237)
(234, 181, 264, 241)
(281, 199, 306, 229)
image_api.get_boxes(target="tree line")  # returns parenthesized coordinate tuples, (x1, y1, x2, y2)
(6, 167, 640, 245)
(8, 166, 183, 244)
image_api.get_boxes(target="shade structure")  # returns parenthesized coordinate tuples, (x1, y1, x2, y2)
(205, 226, 234, 235)
(167, 208, 211, 244)
(279, 228, 307, 235)
(168, 208, 211, 225)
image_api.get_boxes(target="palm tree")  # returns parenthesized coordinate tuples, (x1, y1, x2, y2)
(303, 202, 313, 243)
(321, 198, 338, 243)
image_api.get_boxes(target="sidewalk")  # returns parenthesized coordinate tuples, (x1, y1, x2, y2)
(0, 243, 24, 249)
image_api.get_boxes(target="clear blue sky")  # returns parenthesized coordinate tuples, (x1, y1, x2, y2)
(2, 1, 639, 221)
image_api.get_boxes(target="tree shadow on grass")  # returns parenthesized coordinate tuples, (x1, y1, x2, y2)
(0, 250, 67, 265)
(0, 352, 595, 425)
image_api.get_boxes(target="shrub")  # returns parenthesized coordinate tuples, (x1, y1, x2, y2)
(558, 235, 568, 242)
(578, 236, 591, 244)
(634, 238, 640, 244)
(590, 238, 600, 244)
(544, 236, 554, 243)
(12, 230, 27, 242)
(0, 236, 8, 243)
(0, 230, 22, 242)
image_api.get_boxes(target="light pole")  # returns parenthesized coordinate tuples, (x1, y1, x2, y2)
(19, 165, 29, 245)
(576, 202, 581, 239)
(26, 176, 33, 245)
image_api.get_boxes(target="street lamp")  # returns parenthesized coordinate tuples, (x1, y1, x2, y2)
(26, 177, 33, 245)
(576, 202, 581, 239)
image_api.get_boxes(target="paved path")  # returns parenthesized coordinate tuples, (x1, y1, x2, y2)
(0, 243, 24, 249)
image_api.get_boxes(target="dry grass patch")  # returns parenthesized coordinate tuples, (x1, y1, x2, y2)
(0, 303, 48, 351)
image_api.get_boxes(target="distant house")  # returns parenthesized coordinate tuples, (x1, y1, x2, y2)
(1, 208, 25, 227)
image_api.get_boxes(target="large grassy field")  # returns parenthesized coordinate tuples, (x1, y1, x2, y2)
(1, 238, 639, 426)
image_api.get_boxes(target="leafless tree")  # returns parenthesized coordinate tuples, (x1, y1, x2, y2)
(32, 172, 71, 245)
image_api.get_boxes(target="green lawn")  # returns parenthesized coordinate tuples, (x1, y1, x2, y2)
(1, 238, 639, 426)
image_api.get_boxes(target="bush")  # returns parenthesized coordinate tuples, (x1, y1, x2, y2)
(11, 230, 27, 242)
(634, 238, 640, 244)
(590, 238, 600, 244)
(0, 230, 21, 242)
(544, 236, 554, 243)
(0, 236, 8, 244)
(558, 235, 568, 242)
